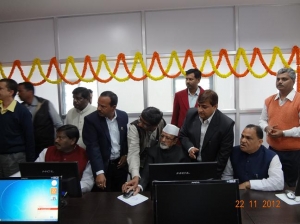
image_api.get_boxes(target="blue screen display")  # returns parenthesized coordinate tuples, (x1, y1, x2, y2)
(0, 177, 59, 222)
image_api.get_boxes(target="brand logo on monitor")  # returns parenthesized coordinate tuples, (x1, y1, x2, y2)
(176, 172, 190, 175)
(42, 170, 54, 173)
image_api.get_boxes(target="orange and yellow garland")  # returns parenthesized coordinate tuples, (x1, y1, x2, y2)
(0, 46, 299, 91)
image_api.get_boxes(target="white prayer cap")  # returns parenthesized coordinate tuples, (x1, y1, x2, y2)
(162, 124, 180, 136)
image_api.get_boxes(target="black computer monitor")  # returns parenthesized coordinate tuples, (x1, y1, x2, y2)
(0, 176, 61, 224)
(19, 162, 82, 197)
(149, 162, 218, 199)
(152, 179, 242, 224)
(149, 161, 218, 183)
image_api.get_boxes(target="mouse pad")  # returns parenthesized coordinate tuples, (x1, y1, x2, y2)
(276, 193, 300, 205)
(117, 193, 148, 206)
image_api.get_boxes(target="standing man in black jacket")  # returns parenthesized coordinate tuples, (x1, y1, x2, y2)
(179, 90, 235, 178)
(83, 91, 128, 192)
(18, 82, 63, 158)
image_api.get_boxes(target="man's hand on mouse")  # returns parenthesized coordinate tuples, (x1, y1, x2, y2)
(122, 176, 139, 195)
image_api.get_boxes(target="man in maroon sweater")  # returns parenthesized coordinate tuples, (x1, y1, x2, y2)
(12, 125, 94, 193)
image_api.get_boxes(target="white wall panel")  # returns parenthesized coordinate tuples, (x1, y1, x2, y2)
(239, 4, 300, 50)
(0, 19, 55, 62)
(145, 7, 235, 54)
(97, 79, 144, 114)
(57, 13, 142, 58)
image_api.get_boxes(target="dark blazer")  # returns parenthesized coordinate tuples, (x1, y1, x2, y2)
(171, 86, 204, 128)
(179, 108, 234, 178)
(82, 109, 128, 175)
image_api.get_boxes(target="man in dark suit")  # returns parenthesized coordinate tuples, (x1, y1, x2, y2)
(171, 68, 205, 128)
(82, 91, 128, 192)
(179, 90, 235, 178)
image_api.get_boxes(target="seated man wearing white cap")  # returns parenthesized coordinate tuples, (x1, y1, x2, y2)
(126, 124, 189, 194)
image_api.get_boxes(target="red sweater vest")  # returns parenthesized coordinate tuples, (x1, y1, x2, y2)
(45, 145, 88, 178)
(265, 92, 300, 151)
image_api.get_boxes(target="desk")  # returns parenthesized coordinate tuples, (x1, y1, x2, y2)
(61, 190, 300, 224)
(240, 190, 300, 223)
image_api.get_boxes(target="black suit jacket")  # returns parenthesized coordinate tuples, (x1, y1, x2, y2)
(82, 109, 128, 175)
(179, 108, 234, 178)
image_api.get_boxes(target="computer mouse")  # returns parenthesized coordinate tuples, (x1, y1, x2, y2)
(123, 190, 134, 199)
(285, 190, 296, 200)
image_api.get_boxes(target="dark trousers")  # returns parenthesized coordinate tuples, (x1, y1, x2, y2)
(269, 146, 300, 187)
(92, 157, 128, 192)
(0, 152, 26, 177)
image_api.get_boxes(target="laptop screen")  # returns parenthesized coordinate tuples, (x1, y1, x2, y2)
(0, 177, 60, 223)
(19, 162, 82, 197)
(153, 179, 242, 224)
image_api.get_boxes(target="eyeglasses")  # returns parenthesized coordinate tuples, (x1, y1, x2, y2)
(160, 134, 175, 141)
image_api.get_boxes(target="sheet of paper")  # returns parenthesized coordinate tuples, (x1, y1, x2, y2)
(117, 193, 149, 206)
(275, 193, 300, 205)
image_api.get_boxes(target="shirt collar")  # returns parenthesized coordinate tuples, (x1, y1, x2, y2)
(199, 109, 216, 124)
(0, 100, 17, 113)
(25, 96, 38, 106)
(188, 86, 200, 96)
(274, 89, 296, 101)
(105, 111, 117, 122)
(76, 103, 91, 113)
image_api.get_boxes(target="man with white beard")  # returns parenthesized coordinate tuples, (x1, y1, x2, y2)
(129, 124, 189, 194)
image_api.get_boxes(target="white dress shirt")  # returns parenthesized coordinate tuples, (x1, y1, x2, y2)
(66, 104, 97, 148)
(127, 124, 157, 178)
(188, 110, 216, 161)
(188, 87, 200, 108)
(105, 113, 120, 160)
(95, 112, 121, 176)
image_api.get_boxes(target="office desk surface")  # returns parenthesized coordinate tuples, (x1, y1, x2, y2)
(61, 190, 300, 224)
(239, 190, 300, 224)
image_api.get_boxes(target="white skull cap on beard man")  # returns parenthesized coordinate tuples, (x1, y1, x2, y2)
(162, 124, 179, 136)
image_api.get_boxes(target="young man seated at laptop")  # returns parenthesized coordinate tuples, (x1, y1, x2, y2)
(12, 125, 94, 193)
(123, 124, 189, 195)
(222, 124, 284, 191)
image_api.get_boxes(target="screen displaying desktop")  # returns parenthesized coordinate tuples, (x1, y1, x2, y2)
(153, 179, 242, 224)
(19, 162, 82, 197)
(0, 177, 60, 224)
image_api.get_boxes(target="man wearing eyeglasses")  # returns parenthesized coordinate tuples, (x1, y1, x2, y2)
(180, 90, 235, 179)
(123, 124, 189, 194)
(124, 107, 166, 191)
